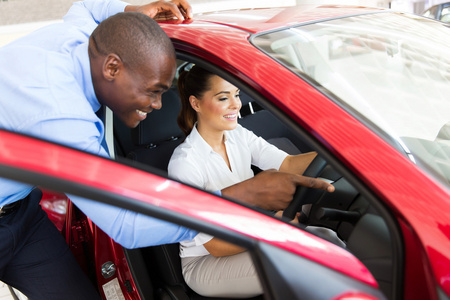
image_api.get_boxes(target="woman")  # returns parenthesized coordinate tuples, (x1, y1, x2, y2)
(168, 65, 317, 298)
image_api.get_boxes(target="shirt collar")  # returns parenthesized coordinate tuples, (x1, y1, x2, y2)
(224, 129, 236, 145)
(189, 124, 213, 155)
(72, 42, 101, 112)
(189, 124, 236, 155)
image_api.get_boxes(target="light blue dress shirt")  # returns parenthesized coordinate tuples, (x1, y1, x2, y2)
(0, 0, 197, 248)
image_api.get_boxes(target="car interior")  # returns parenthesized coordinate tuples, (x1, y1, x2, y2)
(111, 57, 404, 300)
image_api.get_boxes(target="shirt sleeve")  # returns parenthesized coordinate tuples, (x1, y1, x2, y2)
(193, 233, 214, 245)
(245, 128, 289, 171)
(63, 0, 129, 26)
(168, 154, 206, 190)
(70, 195, 197, 249)
(29, 118, 109, 158)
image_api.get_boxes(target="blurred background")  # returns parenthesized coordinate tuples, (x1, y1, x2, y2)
(0, 0, 449, 47)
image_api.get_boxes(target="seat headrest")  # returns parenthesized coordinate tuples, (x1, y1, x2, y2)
(131, 88, 183, 146)
(436, 121, 450, 141)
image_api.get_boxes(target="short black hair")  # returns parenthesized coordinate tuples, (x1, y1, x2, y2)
(89, 12, 175, 70)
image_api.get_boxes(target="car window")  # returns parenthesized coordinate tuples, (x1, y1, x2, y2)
(422, 6, 437, 18)
(252, 12, 450, 186)
(440, 6, 450, 22)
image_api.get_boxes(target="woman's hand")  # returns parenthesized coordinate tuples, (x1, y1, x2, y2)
(126, 0, 192, 21)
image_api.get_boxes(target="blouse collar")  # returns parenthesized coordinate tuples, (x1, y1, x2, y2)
(189, 123, 236, 155)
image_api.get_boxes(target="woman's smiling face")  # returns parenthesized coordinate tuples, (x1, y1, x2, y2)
(191, 75, 242, 134)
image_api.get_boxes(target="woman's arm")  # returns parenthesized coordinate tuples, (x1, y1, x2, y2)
(279, 152, 317, 175)
(203, 238, 246, 257)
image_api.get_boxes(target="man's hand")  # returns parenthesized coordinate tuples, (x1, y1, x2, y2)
(222, 169, 334, 211)
(126, 0, 192, 21)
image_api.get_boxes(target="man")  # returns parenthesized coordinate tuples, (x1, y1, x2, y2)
(0, 0, 333, 298)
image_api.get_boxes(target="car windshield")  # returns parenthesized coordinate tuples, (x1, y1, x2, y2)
(253, 12, 450, 186)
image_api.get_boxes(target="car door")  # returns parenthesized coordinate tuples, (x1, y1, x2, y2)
(0, 129, 387, 300)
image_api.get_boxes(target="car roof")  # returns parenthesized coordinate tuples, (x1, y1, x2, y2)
(189, 5, 386, 34)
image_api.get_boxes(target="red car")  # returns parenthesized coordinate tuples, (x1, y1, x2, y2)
(1, 4, 450, 300)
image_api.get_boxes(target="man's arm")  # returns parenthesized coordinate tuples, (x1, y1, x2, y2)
(222, 170, 335, 211)
(63, 0, 128, 26)
(30, 119, 198, 249)
(70, 194, 197, 249)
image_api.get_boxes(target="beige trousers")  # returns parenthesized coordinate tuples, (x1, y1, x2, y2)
(181, 251, 263, 298)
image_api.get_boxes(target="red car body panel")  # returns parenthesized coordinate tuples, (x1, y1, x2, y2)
(91, 218, 138, 299)
(41, 191, 140, 299)
(40, 189, 67, 232)
(160, 6, 450, 297)
(332, 292, 379, 300)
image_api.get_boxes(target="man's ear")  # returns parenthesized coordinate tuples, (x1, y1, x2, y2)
(103, 54, 122, 81)
(189, 95, 201, 112)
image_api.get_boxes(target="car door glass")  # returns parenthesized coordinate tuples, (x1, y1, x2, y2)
(440, 6, 450, 22)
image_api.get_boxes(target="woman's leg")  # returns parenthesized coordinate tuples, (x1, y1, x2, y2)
(182, 252, 262, 298)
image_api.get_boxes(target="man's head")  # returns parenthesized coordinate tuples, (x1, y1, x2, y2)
(89, 12, 176, 128)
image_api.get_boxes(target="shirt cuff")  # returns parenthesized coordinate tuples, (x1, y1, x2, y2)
(111, 0, 129, 14)
(194, 232, 214, 246)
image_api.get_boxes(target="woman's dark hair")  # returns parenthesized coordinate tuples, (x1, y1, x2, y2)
(177, 65, 216, 136)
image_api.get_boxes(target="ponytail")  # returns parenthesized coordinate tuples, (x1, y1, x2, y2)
(177, 71, 196, 137)
(177, 65, 215, 137)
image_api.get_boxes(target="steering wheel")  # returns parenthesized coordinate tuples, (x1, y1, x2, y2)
(282, 155, 328, 221)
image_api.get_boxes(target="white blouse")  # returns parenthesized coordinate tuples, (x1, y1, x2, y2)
(168, 124, 288, 257)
